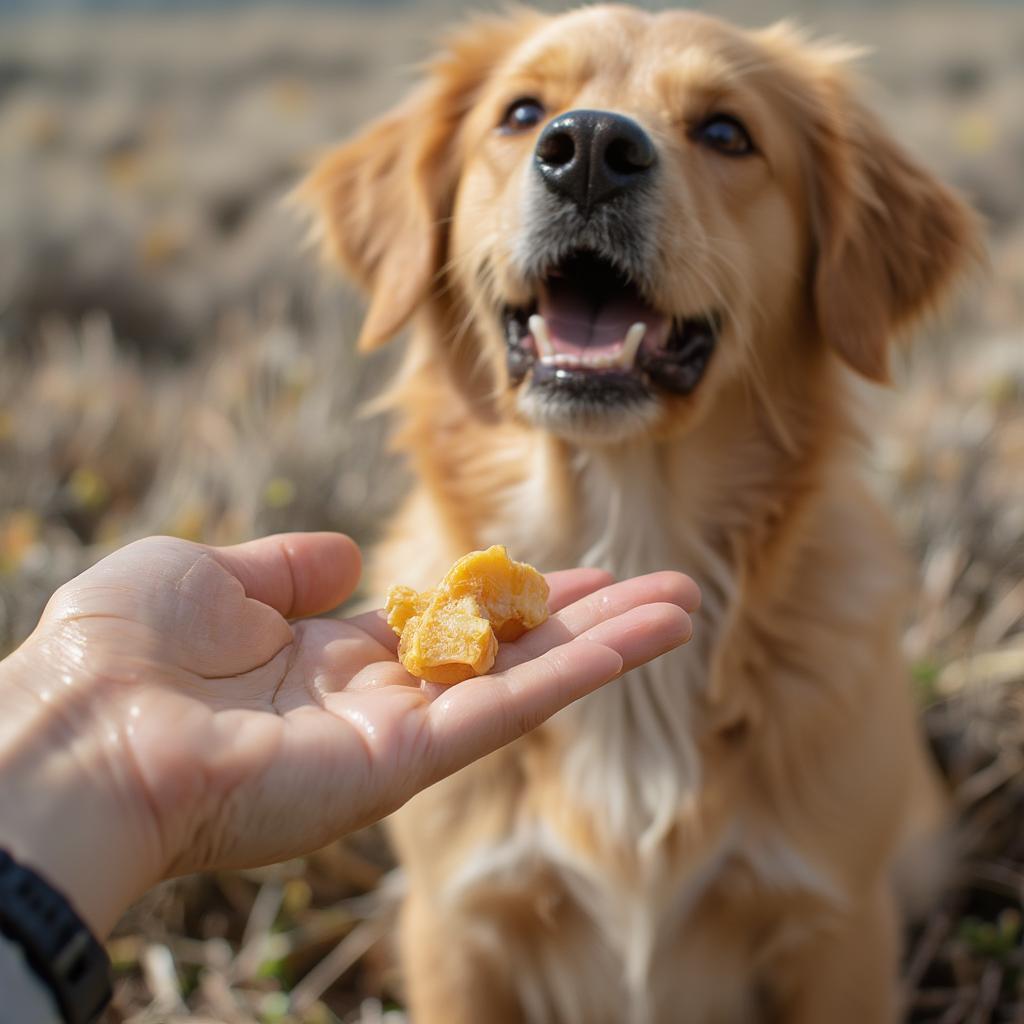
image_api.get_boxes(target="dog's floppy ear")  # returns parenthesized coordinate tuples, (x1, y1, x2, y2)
(297, 96, 440, 352)
(774, 33, 982, 382)
(295, 9, 543, 352)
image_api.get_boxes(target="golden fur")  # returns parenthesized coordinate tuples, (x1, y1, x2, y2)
(299, 6, 981, 1021)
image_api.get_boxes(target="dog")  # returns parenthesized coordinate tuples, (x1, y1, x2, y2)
(298, 6, 980, 1021)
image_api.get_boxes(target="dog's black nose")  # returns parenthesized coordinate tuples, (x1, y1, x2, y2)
(535, 109, 657, 212)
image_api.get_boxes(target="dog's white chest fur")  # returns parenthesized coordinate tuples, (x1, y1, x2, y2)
(564, 447, 717, 844)
(473, 443, 740, 1022)
(490, 443, 731, 845)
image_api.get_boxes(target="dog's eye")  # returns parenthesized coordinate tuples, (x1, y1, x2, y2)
(693, 114, 755, 156)
(500, 98, 546, 133)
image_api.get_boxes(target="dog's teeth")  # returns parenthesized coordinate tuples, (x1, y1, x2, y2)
(529, 314, 555, 359)
(619, 322, 647, 368)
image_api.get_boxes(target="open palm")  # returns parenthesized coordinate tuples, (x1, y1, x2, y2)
(18, 533, 696, 923)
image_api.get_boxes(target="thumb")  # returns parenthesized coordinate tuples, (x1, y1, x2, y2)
(210, 532, 362, 619)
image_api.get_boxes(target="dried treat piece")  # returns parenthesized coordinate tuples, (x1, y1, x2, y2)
(393, 592, 498, 686)
(385, 545, 550, 684)
(384, 585, 428, 634)
(439, 546, 551, 641)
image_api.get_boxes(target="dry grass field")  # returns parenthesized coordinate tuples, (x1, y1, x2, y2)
(1, 2, 1022, 1021)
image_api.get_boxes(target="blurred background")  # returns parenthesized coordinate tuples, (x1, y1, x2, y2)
(1, 0, 1022, 1021)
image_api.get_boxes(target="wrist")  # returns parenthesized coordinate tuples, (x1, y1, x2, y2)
(0, 849, 113, 1023)
(0, 632, 163, 937)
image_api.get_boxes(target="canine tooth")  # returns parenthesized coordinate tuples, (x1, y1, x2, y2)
(619, 322, 647, 368)
(529, 314, 555, 359)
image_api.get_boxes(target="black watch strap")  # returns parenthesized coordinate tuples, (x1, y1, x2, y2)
(0, 849, 111, 1024)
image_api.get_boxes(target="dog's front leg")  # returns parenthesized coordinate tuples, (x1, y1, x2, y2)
(765, 885, 901, 1024)
(399, 892, 525, 1024)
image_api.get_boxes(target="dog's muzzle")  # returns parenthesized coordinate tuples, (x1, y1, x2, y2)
(499, 109, 720, 428)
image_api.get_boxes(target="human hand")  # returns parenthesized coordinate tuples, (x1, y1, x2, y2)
(0, 533, 698, 936)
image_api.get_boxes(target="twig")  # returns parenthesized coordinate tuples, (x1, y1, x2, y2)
(939, 989, 976, 1024)
(288, 915, 388, 1015)
(904, 912, 953, 996)
(230, 880, 284, 982)
(963, 860, 1024, 901)
(196, 969, 252, 1024)
(967, 961, 1003, 1024)
(939, 644, 1024, 698)
(141, 943, 188, 1016)
(976, 579, 1024, 648)
(955, 753, 1024, 811)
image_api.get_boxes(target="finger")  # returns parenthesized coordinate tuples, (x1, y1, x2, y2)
(495, 570, 698, 672)
(544, 567, 615, 613)
(210, 533, 361, 619)
(423, 602, 691, 781)
(578, 602, 692, 673)
(342, 608, 400, 655)
(555, 571, 699, 631)
(273, 619, 405, 708)
(345, 661, 418, 692)
(424, 638, 623, 778)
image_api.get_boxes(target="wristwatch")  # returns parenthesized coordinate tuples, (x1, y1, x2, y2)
(0, 850, 111, 1024)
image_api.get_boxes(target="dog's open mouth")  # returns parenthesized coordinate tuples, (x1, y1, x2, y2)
(503, 251, 719, 398)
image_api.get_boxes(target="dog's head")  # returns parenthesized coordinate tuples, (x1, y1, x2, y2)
(299, 5, 978, 444)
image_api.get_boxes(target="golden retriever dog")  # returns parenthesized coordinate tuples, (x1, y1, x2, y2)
(299, 5, 980, 1021)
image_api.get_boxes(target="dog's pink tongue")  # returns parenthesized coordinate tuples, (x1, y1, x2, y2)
(539, 282, 668, 355)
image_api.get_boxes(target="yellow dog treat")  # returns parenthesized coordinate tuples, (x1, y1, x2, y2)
(385, 545, 550, 684)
